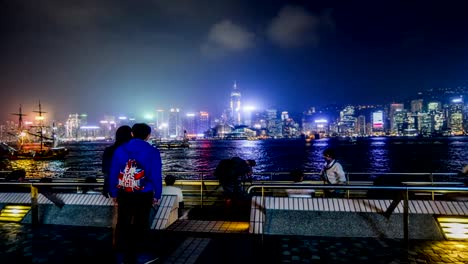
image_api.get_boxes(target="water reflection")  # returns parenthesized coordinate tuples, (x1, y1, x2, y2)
(0, 137, 466, 180)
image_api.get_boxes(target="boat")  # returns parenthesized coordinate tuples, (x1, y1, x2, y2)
(152, 130, 190, 149)
(153, 139, 190, 149)
(5, 103, 69, 160)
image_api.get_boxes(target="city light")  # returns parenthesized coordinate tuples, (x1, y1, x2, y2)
(243, 106, 256, 112)
(314, 119, 328, 123)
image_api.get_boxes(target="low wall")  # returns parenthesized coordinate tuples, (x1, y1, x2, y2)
(250, 196, 468, 240)
(265, 210, 443, 240)
(0, 193, 178, 229)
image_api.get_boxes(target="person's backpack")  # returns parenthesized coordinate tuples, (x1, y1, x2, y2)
(117, 158, 146, 192)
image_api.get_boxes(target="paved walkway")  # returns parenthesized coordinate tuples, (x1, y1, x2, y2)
(1, 222, 467, 264)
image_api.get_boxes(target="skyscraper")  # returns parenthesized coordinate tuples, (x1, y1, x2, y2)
(229, 81, 241, 125)
(168, 108, 181, 138)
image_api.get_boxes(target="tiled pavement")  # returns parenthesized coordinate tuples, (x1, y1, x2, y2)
(1, 221, 468, 264)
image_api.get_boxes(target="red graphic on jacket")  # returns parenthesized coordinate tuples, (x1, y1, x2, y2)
(117, 159, 145, 192)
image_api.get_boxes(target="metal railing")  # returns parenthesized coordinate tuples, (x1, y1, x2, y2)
(1, 170, 465, 207)
(1, 180, 467, 242)
(247, 183, 468, 243)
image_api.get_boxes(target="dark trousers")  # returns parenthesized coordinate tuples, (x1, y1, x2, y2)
(115, 191, 154, 260)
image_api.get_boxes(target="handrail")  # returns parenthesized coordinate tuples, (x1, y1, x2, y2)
(246, 183, 468, 243)
(246, 184, 468, 193)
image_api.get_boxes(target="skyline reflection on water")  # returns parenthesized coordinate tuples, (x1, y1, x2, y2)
(2, 136, 467, 180)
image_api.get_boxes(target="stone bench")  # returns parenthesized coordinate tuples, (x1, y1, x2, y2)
(249, 196, 468, 239)
(0, 192, 178, 229)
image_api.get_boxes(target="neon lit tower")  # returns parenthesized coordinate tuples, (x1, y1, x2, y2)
(229, 81, 242, 125)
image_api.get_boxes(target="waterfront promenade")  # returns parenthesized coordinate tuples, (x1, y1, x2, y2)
(1, 221, 467, 264)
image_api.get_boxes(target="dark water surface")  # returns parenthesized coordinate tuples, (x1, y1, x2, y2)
(3, 136, 467, 180)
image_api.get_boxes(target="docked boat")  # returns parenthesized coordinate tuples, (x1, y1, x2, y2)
(4, 103, 69, 160)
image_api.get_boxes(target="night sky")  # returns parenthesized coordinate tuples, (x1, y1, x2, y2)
(1, 1, 468, 123)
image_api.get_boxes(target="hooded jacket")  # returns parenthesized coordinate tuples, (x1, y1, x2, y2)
(109, 138, 162, 200)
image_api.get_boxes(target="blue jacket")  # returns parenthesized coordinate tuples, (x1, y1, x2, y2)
(109, 139, 162, 200)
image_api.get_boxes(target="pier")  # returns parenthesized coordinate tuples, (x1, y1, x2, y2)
(0, 174, 467, 263)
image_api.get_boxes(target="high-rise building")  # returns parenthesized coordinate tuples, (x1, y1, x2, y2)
(338, 105, 356, 136)
(448, 97, 464, 135)
(356, 115, 366, 135)
(198, 111, 210, 136)
(183, 113, 197, 136)
(65, 114, 86, 139)
(229, 82, 242, 125)
(265, 109, 281, 137)
(389, 103, 404, 134)
(411, 99, 424, 113)
(168, 108, 181, 138)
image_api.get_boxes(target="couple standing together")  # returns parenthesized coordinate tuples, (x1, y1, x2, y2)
(102, 123, 162, 263)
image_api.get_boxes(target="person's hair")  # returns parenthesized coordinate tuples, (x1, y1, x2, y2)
(164, 175, 177, 186)
(323, 148, 336, 159)
(115, 125, 132, 146)
(462, 165, 468, 175)
(132, 123, 151, 140)
(247, 159, 256, 167)
(290, 169, 304, 182)
(82, 176, 97, 193)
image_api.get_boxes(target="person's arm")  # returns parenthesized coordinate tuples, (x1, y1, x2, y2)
(334, 163, 346, 184)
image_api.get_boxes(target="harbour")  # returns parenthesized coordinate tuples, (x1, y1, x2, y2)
(1, 136, 467, 180)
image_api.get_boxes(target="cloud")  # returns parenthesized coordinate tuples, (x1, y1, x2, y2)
(201, 20, 255, 58)
(267, 5, 333, 48)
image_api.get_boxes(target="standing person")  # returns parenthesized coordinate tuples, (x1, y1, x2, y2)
(101, 125, 132, 198)
(162, 175, 184, 217)
(320, 148, 347, 198)
(215, 157, 255, 220)
(109, 123, 162, 264)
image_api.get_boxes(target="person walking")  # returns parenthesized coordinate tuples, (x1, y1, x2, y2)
(320, 148, 346, 198)
(109, 123, 162, 263)
(102, 125, 132, 198)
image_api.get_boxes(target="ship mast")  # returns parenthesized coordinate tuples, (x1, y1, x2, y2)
(32, 100, 47, 151)
(11, 105, 26, 130)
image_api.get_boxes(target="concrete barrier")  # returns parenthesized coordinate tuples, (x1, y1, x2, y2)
(0, 193, 178, 229)
(250, 196, 468, 240)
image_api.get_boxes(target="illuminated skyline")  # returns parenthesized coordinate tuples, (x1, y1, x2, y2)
(1, 1, 468, 123)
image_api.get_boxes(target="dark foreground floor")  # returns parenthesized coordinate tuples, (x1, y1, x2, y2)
(1, 222, 467, 264)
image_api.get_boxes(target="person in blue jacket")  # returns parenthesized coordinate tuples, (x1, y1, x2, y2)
(109, 123, 162, 263)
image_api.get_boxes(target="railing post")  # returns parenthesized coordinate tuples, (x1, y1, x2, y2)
(430, 173, 435, 201)
(261, 186, 265, 245)
(31, 184, 39, 227)
(200, 172, 204, 208)
(403, 189, 409, 244)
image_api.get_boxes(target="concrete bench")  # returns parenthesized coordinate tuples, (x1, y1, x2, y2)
(0, 192, 178, 229)
(249, 196, 468, 239)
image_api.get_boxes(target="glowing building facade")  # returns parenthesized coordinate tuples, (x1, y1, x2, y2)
(229, 82, 242, 125)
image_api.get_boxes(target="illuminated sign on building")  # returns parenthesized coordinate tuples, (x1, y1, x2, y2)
(373, 111, 384, 129)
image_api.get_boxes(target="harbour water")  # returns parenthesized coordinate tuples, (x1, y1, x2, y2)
(2, 136, 467, 181)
